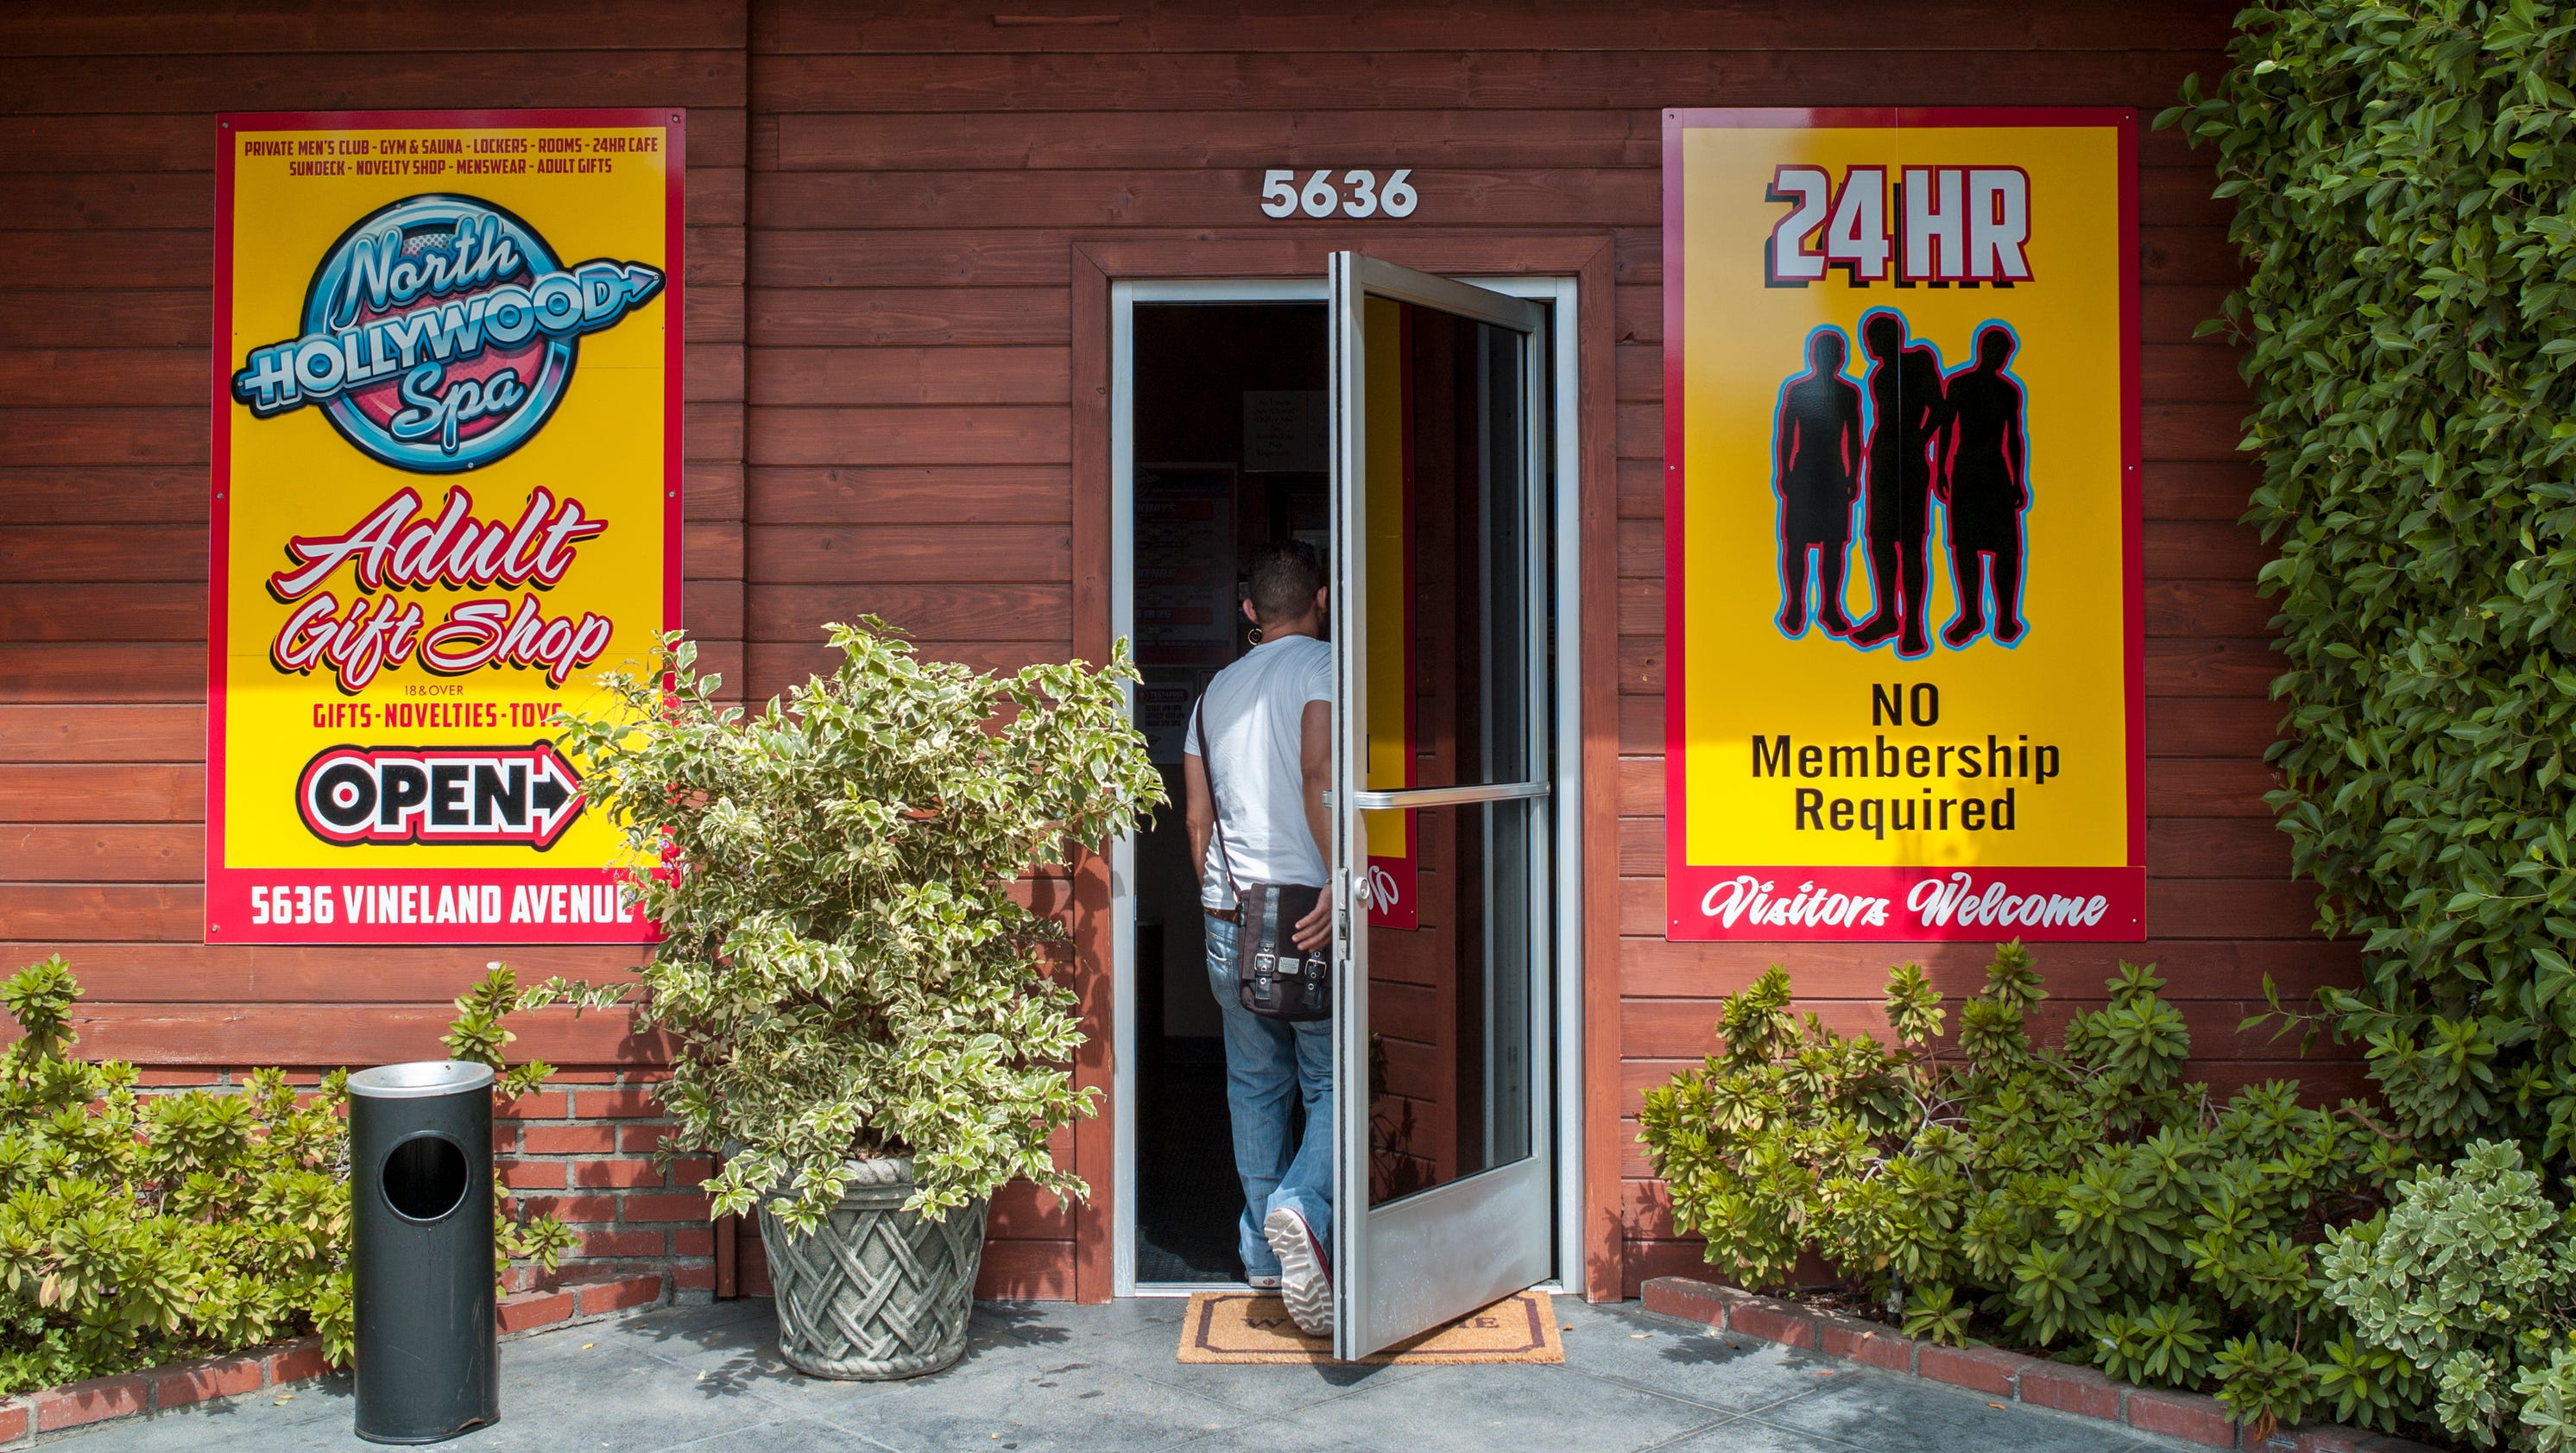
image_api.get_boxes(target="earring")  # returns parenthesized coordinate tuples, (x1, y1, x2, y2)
(1247, 624, 1264, 644)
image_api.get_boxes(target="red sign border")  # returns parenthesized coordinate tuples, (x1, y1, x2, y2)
(206, 106, 685, 944)
(1659, 107, 2145, 943)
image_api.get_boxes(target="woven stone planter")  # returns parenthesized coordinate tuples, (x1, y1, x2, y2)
(758, 1158, 987, 1380)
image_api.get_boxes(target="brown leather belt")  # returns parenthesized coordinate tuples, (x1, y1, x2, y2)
(1205, 907, 1241, 924)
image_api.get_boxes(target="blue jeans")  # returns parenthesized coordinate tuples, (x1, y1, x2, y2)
(1203, 912, 1334, 1279)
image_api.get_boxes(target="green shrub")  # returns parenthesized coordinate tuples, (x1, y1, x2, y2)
(532, 623, 1163, 1230)
(2158, 1, 2576, 1166)
(2320, 1138, 2576, 1450)
(0, 956, 350, 1393)
(0, 956, 570, 1396)
(1639, 944, 2416, 1437)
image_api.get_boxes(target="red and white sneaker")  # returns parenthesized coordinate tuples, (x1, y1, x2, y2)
(1263, 1207, 1332, 1337)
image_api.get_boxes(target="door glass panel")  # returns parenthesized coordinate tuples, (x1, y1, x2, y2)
(1367, 794, 1540, 1205)
(1356, 289, 1540, 1210)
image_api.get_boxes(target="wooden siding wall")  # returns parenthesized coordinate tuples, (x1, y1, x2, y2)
(0, 10, 748, 1071)
(0, 0, 2345, 1305)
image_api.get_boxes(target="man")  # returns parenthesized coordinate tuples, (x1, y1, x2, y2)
(1937, 324, 2032, 648)
(1771, 327, 1863, 637)
(1847, 310, 1952, 659)
(1183, 540, 1337, 1336)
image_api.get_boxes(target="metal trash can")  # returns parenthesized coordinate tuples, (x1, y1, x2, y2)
(350, 1060, 499, 1444)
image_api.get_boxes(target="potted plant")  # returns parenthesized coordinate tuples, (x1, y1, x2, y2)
(533, 622, 1160, 1378)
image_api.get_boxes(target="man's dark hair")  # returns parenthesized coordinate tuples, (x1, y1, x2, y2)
(1246, 540, 1326, 624)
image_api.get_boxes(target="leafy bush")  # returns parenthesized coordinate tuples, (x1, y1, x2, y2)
(2321, 1139, 2576, 1450)
(532, 623, 1162, 1230)
(0, 956, 570, 1395)
(2158, 2, 2576, 1166)
(1639, 944, 2416, 1437)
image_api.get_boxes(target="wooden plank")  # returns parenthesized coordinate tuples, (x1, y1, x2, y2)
(686, 283, 745, 345)
(0, 467, 204, 525)
(0, 883, 204, 938)
(2146, 461, 2263, 521)
(0, 763, 199, 821)
(745, 466, 1072, 525)
(750, 231, 1072, 288)
(2147, 575, 2274, 639)
(35, 1001, 670, 1069)
(1617, 747, 2287, 818)
(1616, 992, 2302, 1061)
(747, 406, 1071, 466)
(0, 407, 205, 467)
(745, 523, 1071, 584)
(0, 349, 204, 407)
(686, 463, 746, 522)
(0, 2, 746, 55)
(0, 645, 203, 703)
(1613, 930, 2348, 1003)
(685, 344, 745, 406)
(747, 584, 1072, 641)
(1613, 812, 2289, 880)
(2145, 697, 2284, 758)
(0, 584, 199, 641)
(1610, 635, 2276, 698)
(2146, 521, 2276, 582)
(683, 578, 744, 641)
(0, 704, 202, 762)
(746, 347, 1069, 406)
(743, 641, 1067, 700)
(684, 402, 743, 464)
(685, 521, 745, 580)
(775, 109, 1663, 172)
(751, 167, 1660, 231)
(0, 231, 205, 289)
(2, 170, 206, 231)
(1617, 575, 2268, 641)
(0, 824, 199, 882)
(754, 48, 2215, 114)
(0, 109, 742, 174)
(769, 2, 2232, 55)
(0, 115, 209, 174)
(2144, 403, 2251, 463)
(0, 291, 205, 349)
(0, 51, 748, 115)
(0, 942, 643, 1002)
(2143, 344, 2252, 403)
(2144, 286, 2232, 344)
(974, 1237, 1073, 1300)
(748, 287, 1070, 346)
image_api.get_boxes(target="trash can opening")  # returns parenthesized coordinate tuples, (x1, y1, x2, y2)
(382, 1133, 471, 1222)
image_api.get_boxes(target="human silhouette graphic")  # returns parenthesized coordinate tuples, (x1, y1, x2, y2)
(1938, 324, 2032, 647)
(1847, 311, 1951, 658)
(1771, 328, 1863, 637)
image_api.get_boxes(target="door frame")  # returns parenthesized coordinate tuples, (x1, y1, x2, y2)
(1076, 235, 1619, 1305)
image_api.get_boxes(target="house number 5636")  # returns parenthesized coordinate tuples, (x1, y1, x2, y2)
(1259, 168, 1418, 219)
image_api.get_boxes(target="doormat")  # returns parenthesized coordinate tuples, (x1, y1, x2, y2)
(1176, 1290, 1562, 1365)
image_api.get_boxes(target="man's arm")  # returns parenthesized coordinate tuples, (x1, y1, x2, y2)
(1183, 752, 1214, 896)
(1293, 698, 1333, 952)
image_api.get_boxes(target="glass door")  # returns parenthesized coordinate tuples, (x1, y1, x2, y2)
(1328, 253, 1552, 1359)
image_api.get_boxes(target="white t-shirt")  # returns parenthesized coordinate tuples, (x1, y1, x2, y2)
(1184, 634, 1334, 910)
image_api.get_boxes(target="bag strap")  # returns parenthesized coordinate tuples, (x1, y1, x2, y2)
(1192, 695, 1242, 900)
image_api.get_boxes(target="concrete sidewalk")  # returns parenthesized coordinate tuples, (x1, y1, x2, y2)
(55, 1295, 2203, 1453)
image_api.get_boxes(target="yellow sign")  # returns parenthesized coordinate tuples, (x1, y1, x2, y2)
(1663, 109, 2143, 941)
(208, 109, 682, 944)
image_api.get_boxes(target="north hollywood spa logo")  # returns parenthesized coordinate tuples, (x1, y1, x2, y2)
(230, 193, 663, 472)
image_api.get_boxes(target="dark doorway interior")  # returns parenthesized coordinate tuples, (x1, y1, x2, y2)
(1129, 302, 1328, 1284)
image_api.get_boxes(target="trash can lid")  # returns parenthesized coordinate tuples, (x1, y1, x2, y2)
(349, 1060, 496, 1099)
